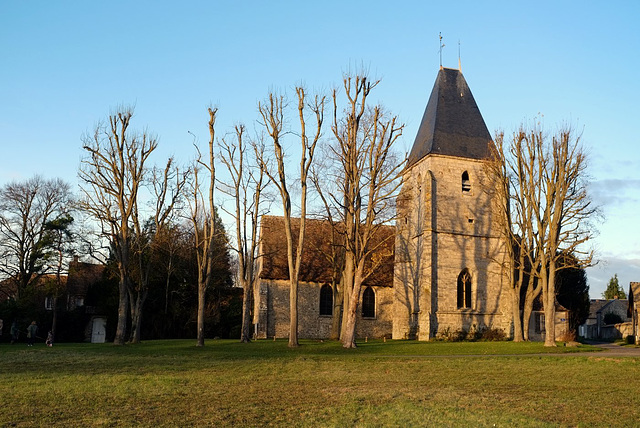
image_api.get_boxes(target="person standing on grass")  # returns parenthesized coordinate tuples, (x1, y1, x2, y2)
(10, 320, 19, 344)
(46, 330, 53, 347)
(26, 321, 37, 347)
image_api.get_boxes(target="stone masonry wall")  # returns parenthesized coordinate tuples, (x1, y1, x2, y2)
(259, 279, 394, 340)
(631, 282, 640, 342)
(393, 154, 511, 340)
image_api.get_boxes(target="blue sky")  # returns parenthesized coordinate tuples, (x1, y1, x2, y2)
(1, 1, 639, 298)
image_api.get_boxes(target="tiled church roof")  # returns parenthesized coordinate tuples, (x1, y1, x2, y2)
(259, 215, 395, 287)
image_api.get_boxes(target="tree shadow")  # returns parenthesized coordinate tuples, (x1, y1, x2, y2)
(394, 162, 509, 340)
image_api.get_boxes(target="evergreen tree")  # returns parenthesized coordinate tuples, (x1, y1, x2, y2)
(555, 254, 590, 332)
(602, 274, 626, 299)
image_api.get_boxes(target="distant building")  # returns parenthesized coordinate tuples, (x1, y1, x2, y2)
(0, 256, 107, 342)
(580, 298, 631, 340)
(65, 256, 105, 312)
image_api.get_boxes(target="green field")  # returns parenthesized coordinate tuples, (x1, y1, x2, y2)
(1, 339, 637, 427)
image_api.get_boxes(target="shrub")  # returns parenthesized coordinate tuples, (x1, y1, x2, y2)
(558, 330, 577, 343)
(435, 326, 507, 342)
(436, 327, 467, 342)
(478, 327, 507, 341)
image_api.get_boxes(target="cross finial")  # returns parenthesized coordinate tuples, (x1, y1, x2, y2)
(439, 32, 445, 69)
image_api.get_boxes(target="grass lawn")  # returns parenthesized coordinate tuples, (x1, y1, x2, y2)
(1, 339, 637, 427)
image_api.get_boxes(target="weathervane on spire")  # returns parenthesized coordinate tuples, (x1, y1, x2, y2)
(439, 32, 445, 69)
(458, 39, 461, 71)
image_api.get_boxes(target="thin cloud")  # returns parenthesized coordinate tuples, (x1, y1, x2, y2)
(586, 257, 640, 299)
(589, 179, 640, 207)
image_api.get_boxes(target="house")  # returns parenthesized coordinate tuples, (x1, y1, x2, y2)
(0, 256, 103, 312)
(66, 257, 107, 343)
(65, 256, 105, 312)
(627, 282, 640, 342)
(579, 298, 631, 340)
(0, 257, 107, 342)
(1, 274, 65, 308)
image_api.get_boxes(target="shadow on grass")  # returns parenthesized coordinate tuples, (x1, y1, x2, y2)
(0, 338, 602, 377)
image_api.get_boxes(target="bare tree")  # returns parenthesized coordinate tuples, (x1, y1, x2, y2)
(79, 108, 157, 345)
(535, 125, 595, 346)
(188, 107, 220, 347)
(219, 125, 268, 343)
(309, 169, 346, 339)
(128, 159, 189, 343)
(489, 130, 541, 341)
(489, 122, 596, 346)
(257, 88, 325, 347)
(0, 176, 73, 299)
(327, 73, 404, 348)
(154, 222, 190, 316)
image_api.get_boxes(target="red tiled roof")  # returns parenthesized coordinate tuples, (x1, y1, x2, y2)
(0, 274, 67, 299)
(259, 215, 395, 287)
(67, 260, 105, 296)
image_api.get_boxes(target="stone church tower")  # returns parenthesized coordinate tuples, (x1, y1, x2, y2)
(392, 68, 511, 340)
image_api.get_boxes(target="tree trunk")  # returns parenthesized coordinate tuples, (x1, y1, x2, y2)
(197, 280, 206, 347)
(330, 280, 342, 340)
(130, 290, 147, 344)
(543, 263, 557, 347)
(128, 290, 137, 343)
(340, 252, 355, 340)
(342, 263, 364, 348)
(522, 295, 533, 341)
(51, 296, 58, 341)
(288, 278, 299, 347)
(522, 272, 541, 342)
(131, 303, 140, 344)
(113, 269, 129, 345)
(240, 277, 253, 343)
(511, 289, 523, 342)
(164, 259, 172, 315)
(341, 284, 360, 348)
(510, 250, 526, 342)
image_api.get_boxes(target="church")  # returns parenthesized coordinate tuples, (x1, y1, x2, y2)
(254, 68, 513, 340)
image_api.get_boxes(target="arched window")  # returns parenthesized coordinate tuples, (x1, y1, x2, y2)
(462, 171, 471, 193)
(457, 269, 472, 309)
(362, 286, 376, 318)
(319, 284, 333, 316)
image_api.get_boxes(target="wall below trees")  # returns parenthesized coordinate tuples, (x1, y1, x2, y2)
(255, 279, 393, 340)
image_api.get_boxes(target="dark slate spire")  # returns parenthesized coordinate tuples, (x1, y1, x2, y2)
(407, 68, 493, 167)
